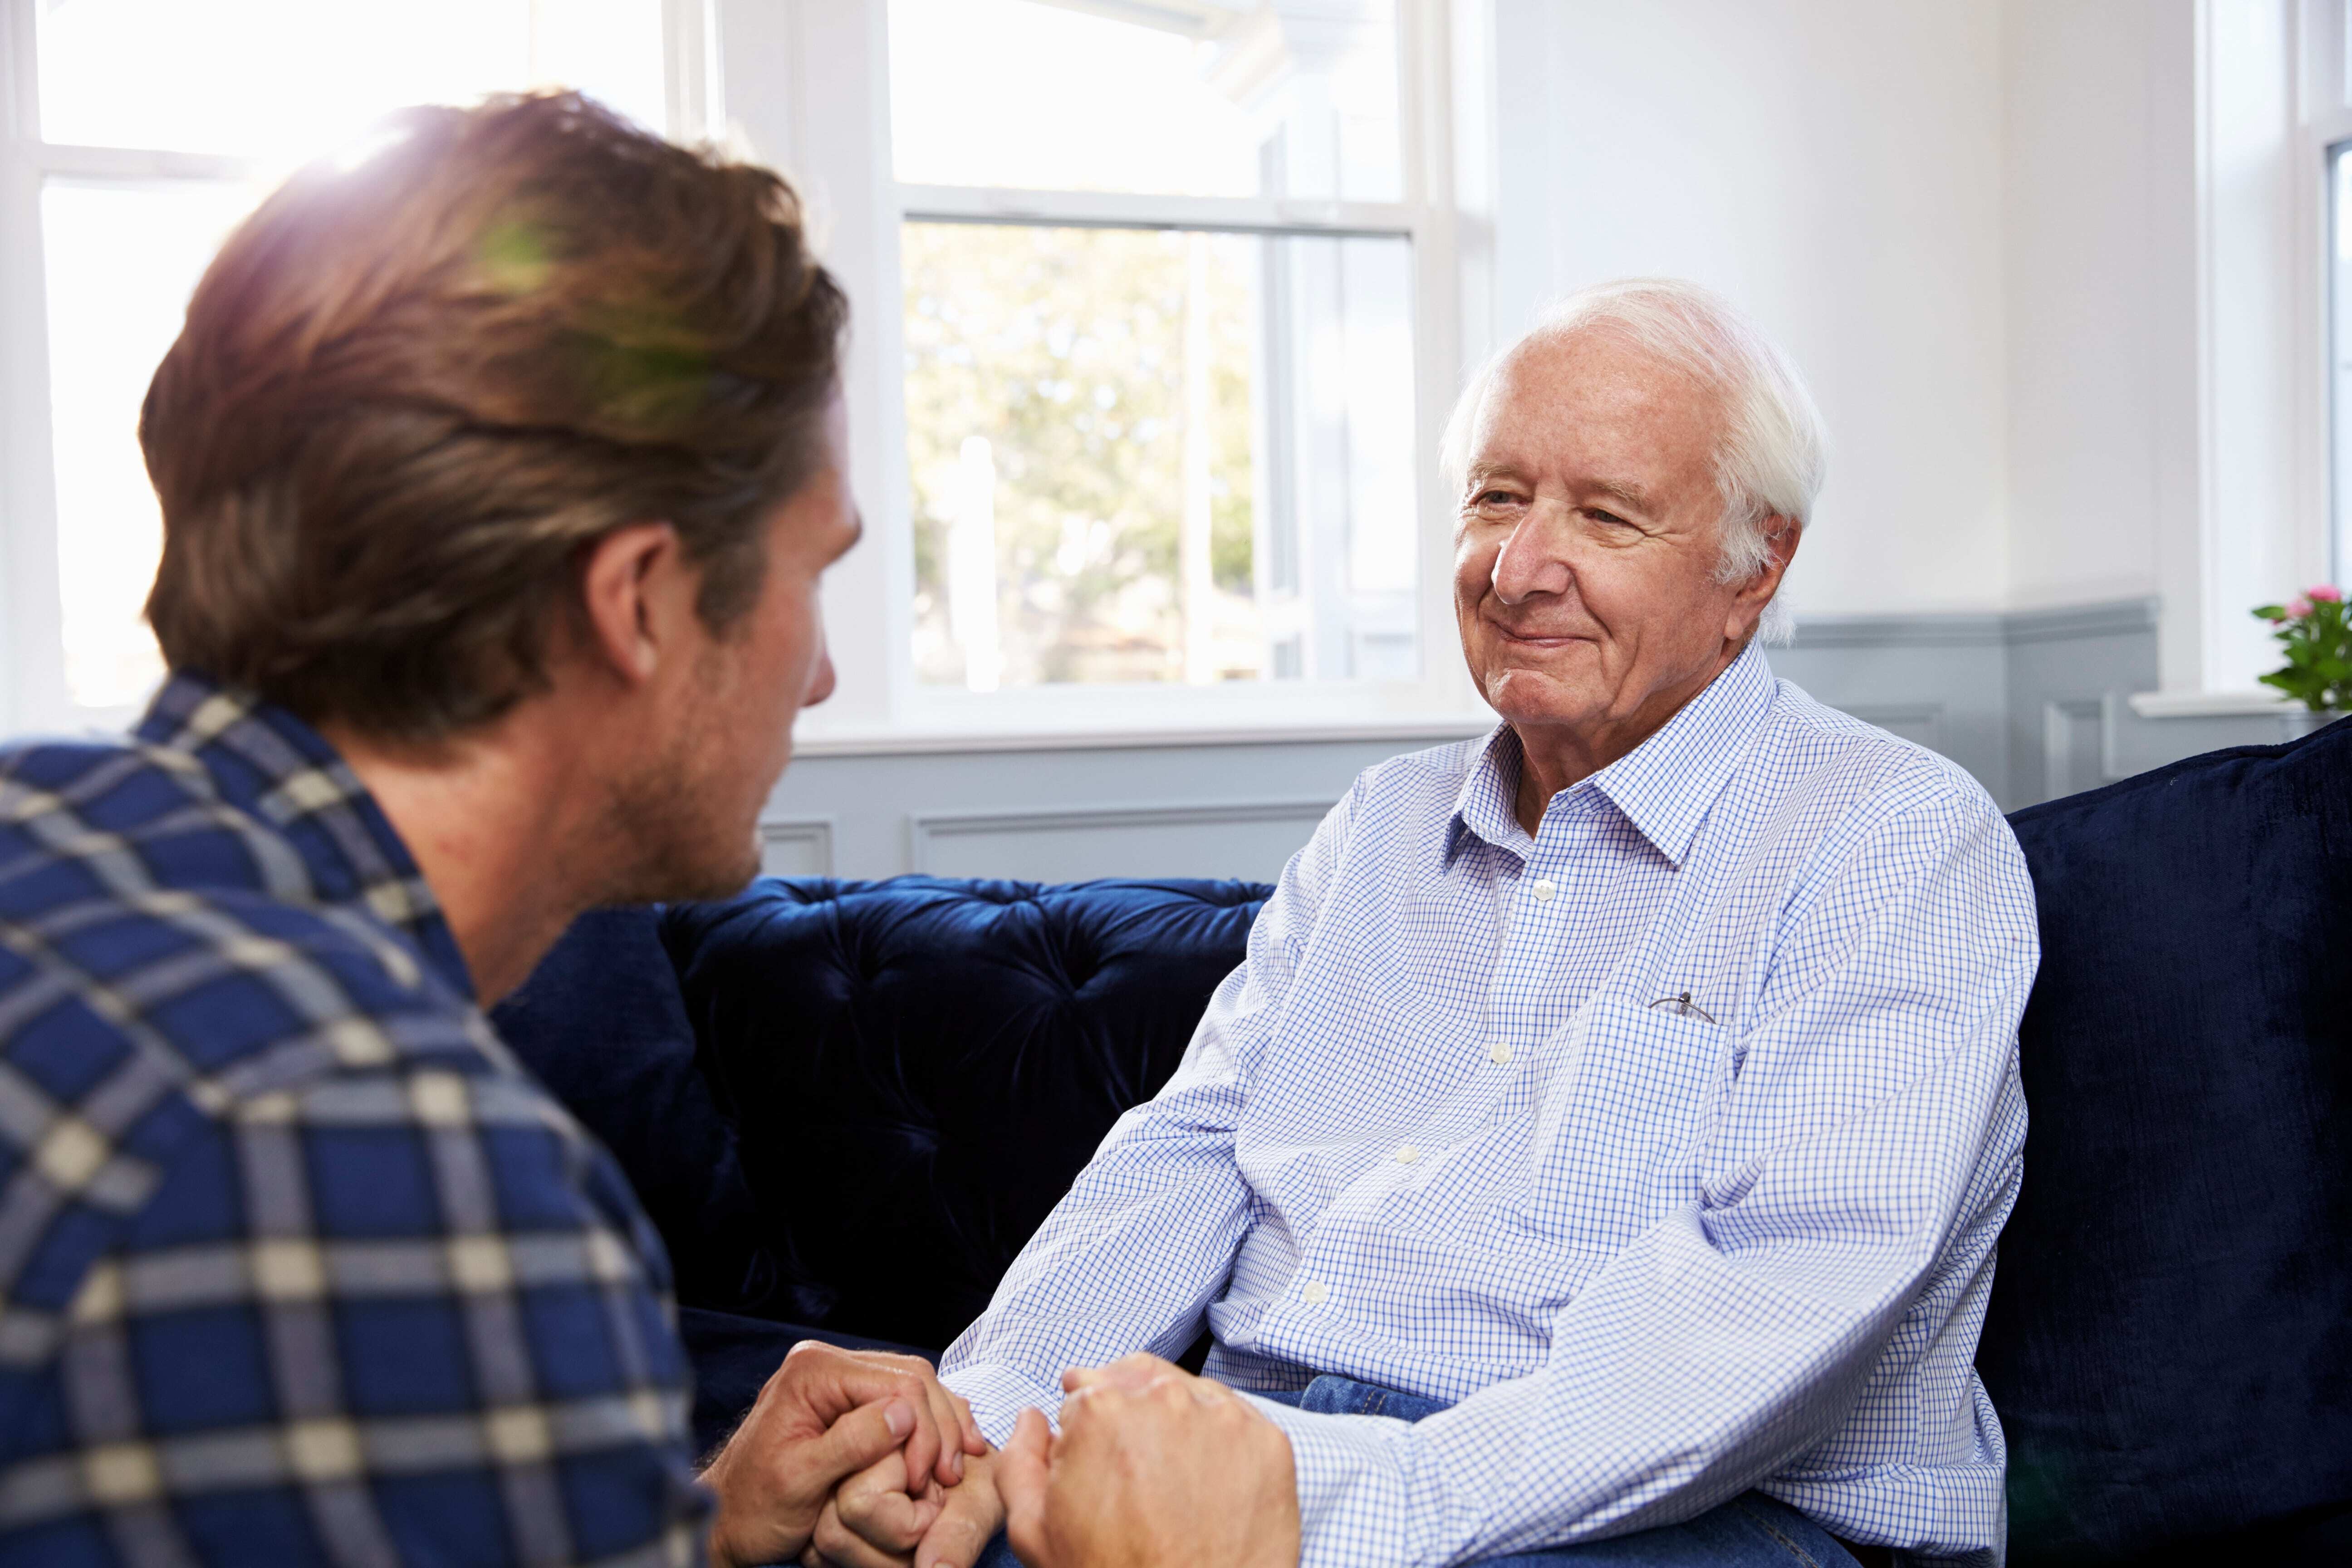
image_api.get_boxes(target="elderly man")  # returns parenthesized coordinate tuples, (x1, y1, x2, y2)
(868, 280, 2036, 1568)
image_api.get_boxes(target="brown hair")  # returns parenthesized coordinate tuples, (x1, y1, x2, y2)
(141, 91, 848, 739)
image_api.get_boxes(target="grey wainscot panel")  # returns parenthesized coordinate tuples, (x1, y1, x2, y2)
(764, 601, 2315, 882)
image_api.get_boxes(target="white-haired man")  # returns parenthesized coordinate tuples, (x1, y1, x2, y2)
(827, 279, 2035, 1568)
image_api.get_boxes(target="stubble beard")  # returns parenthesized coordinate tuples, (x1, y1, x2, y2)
(594, 752, 760, 906)
(593, 664, 768, 908)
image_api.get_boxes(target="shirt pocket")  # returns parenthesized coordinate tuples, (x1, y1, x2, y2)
(1504, 992, 1735, 1255)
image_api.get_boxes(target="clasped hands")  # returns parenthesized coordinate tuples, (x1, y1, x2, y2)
(701, 1342, 1298, 1568)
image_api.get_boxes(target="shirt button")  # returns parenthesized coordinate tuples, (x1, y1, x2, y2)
(1302, 1278, 1328, 1305)
(1488, 1040, 1513, 1065)
(1393, 1143, 1420, 1163)
(1529, 877, 1557, 902)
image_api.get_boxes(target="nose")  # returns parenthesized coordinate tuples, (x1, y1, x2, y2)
(804, 642, 837, 709)
(1489, 505, 1573, 605)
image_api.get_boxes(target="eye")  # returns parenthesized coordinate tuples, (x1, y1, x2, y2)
(1473, 488, 1519, 507)
(1585, 508, 1631, 527)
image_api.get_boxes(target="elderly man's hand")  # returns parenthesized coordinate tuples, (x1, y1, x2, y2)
(801, 1444, 1006, 1568)
(996, 1353, 1301, 1568)
(699, 1340, 987, 1568)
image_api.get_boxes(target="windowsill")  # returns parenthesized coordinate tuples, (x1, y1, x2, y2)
(791, 710, 1498, 759)
(2124, 688, 2298, 719)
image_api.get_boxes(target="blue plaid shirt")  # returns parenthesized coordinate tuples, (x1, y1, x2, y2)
(944, 645, 2036, 1568)
(0, 675, 707, 1566)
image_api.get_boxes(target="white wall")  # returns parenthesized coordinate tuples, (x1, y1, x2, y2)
(2000, 0, 2328, 696)
(1487, 0, 2012, 617)
(1999, 0, 2195, 618)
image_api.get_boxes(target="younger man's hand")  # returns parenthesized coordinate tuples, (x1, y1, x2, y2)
(700, 1341, 987, 1568)
(997, 1353, 1300, 1568)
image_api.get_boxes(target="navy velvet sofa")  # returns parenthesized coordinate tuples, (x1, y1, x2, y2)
(490, 718, 2352, 1566)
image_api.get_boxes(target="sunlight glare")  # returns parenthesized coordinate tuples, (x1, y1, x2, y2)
(34, 0, 666, 712)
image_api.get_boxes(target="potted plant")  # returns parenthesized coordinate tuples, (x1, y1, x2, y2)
(2252, 585, 2350, 736)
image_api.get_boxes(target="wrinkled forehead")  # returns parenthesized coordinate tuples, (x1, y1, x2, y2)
(1470, 324, 1730, 485)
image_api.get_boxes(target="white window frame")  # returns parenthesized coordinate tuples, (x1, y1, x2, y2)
(720, 0, 1494, 753)
(2140, 0, 2341, 715)
(0, 0, 1490, 747)
(0, 0, 719, 739)
(2310, 0, 2352, 584)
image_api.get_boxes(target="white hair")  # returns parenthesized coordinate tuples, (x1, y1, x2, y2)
(1439, 278, 1827, 645)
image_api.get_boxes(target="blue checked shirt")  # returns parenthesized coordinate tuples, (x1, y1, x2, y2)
(0, 675, 707, 1565)
(942, 645, 2036, 1568)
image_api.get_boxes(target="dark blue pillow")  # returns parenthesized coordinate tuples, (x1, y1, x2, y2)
(1983, 718, 2352, 1562)
(490, 907, 829, 1322)
(665, 877, 1268, 1354)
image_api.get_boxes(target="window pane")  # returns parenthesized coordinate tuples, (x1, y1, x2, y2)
(41, 179, 266, 708)
(903, 221, 1417, 689)
(38, 0, 665, 157)
(888, 0, 1401, 202)
(30, 1, 669, 713)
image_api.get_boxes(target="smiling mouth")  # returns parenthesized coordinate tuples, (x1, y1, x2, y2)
(1488, 622, 1593, 648)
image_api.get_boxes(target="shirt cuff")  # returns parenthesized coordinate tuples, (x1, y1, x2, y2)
(1242, 1393, 1426, 1568)
(941, 1362, 1064, 1449)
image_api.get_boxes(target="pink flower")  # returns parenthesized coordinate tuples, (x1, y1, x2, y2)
(2309, 584, 2344, 603)
(2286, 596, 2314, 619)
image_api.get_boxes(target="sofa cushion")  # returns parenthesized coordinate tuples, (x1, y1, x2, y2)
(1982, 717, 2352, 1563)
(489, 907, 829, 1322)
(664, 876, 1268, 1354)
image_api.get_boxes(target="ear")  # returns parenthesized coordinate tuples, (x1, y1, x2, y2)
(1725, 516, 1801, 640)
(576, 521, 688, 687)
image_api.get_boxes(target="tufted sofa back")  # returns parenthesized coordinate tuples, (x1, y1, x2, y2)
(495, 877, 1267, 1354)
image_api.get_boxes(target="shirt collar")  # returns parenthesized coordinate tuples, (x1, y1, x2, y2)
(1447, 726, 1536, 864)
(135, 672, 475, 1000)
(1447, 641, 1779, 870)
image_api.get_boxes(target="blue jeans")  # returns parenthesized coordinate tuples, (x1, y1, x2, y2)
(974, 1372, 1865, 1567)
